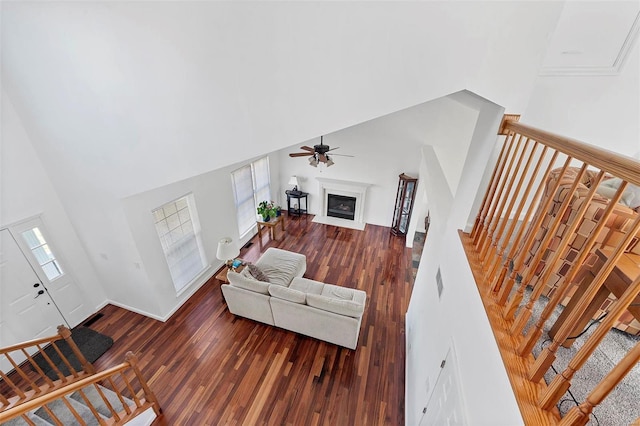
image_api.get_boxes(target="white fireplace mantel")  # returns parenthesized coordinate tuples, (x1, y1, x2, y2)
(312, 178, 372, 230)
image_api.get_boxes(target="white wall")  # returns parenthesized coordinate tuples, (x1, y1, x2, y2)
(1, 91, 107, 315)
(405, 94, 522, 425)
(524, 41, 640, 157)
(119, 153, 281, 319)
(276, 95, 481, 232)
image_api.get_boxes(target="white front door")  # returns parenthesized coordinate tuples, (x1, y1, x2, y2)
(0, 228, 66, 371)
(9, 217, 91, 328)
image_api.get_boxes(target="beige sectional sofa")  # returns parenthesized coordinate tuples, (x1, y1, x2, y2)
(220, 247, 367, 350)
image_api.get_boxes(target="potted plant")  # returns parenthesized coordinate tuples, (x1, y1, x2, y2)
(257, 201, 277, 221)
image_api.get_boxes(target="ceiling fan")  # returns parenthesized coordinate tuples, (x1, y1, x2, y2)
(288, 136, 353, 167)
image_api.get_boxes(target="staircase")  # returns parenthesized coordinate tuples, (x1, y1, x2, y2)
(465, 117, 640, 424)
(1, 327, 161, 425)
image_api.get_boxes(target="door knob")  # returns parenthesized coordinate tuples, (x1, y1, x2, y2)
(34, 289, 45, 298)
(33, 283, 40, 288)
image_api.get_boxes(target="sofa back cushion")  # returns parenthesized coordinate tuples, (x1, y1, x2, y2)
(227, 270, 270, 294)
(306, 294, 364, 318)
(268, 284, 306, 304)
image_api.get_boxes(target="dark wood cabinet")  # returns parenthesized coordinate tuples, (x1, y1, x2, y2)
(391, 173, 418, 236)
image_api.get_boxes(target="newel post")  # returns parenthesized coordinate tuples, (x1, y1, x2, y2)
(125, 351, 162, 416)
(58, 325, 95, 375)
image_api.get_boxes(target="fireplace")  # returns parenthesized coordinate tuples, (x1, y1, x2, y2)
(313, 178, 371, 230)
(327, 194, 356, 221)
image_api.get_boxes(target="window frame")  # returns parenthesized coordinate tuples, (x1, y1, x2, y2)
(152, 193, 207, 294)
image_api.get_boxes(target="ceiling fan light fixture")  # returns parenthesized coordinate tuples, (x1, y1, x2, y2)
(309, 156, 318, 167)
(326, 156, 334, 167)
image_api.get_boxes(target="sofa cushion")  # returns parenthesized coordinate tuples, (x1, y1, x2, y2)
(268, 284, 306, 304)
(597, 177, 640, 209)
(256, 248, 306, 287)
(321, 284, 355, 300)
(246, 264, 270, 282)
(227, 271, 270, 294)
(306, 293, 364, 318)
(290, 277, 325, 295)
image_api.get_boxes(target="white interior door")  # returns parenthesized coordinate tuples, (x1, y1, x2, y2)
(420, 345, 468, 426)
(9, 217, 91, 328)
(0, 228, 66, 371)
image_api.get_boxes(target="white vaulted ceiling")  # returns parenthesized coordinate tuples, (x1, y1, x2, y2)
(1, 1, 637, 201)
(2, 1, 563, 200)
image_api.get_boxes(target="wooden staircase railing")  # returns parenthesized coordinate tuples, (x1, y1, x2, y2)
(1, 325, 95, 413)
(463, 117, 640, 425)
(0, 351, 161, 425)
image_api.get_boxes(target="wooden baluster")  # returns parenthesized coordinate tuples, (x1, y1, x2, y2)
(126, 351, 162, 416)
(477, 134, 525, 256)
(540, 272, 640, 410)
(120, 372, 143, 408)
(0, 369, 27, 399)
(60, 396, 89, 425)
(21, 348, 56, 388)
(4, 352, 42, 396)
(40, 404, 64, 426)
(35, 343, 68, 383)
(474, 133, 519, 247)
(50, 342, 80, 378)
(499, 157, 573, 312)
(74, 389, 107, 425)
(484, 140, 540, 284)
(107, 376, 132, 415)
(559, 340, 640, 426)
(19, 414, 36, 426)
(91, 383, 122, 422)
(510, 167, 602, 335)
(58, 325, 95, 375)
(488, 147, 554, 295)
(471, 133, 512, 240)
(531, 213, 640, 384)
(517, 178, 623, 356)
(480, 137, 531, 262)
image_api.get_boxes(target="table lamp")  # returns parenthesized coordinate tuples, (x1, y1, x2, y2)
(216, 237, 240, 268)
(288, 176, 299, 192)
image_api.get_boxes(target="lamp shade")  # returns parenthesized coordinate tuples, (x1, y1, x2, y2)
(288, 176, 299, 187)
(216, 237, 239, 261)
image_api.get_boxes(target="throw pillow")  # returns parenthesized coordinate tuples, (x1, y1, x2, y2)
(227, 271, 270, 294)
(247, 264, 270, 282)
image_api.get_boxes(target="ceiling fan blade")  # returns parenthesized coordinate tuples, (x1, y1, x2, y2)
(300, 146, 315, 152)
(326, 147, 340, 152)
(289, 152, 314, 157)
(318, 154, 328, 162)
(330, 153, 354, 157)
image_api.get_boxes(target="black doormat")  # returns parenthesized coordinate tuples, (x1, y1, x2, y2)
(32, 326, 113, 379)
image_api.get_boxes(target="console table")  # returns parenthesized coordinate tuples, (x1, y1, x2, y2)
(257, 215, 285, 241)
(285, 190, 308, 216)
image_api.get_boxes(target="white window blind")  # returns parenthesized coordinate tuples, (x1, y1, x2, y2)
(153, 194, 206, 293)
(232, 157, 271, 237)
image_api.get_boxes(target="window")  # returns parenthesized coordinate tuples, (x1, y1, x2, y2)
(153, 194, 206, 293)
(21, 227, 64, 281)
(232, 157, 272, 236)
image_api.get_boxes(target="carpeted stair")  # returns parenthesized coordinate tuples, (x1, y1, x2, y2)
(3, 384, 133, 425)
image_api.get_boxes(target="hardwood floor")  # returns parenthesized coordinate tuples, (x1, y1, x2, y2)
(89, 215, 414, 425)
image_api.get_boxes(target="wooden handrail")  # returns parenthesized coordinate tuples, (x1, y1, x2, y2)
(504, 121, 640, 186)
(0, 351, 160, 424)
(1, 325, 94, 411)
(463, 116, 640, 424)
